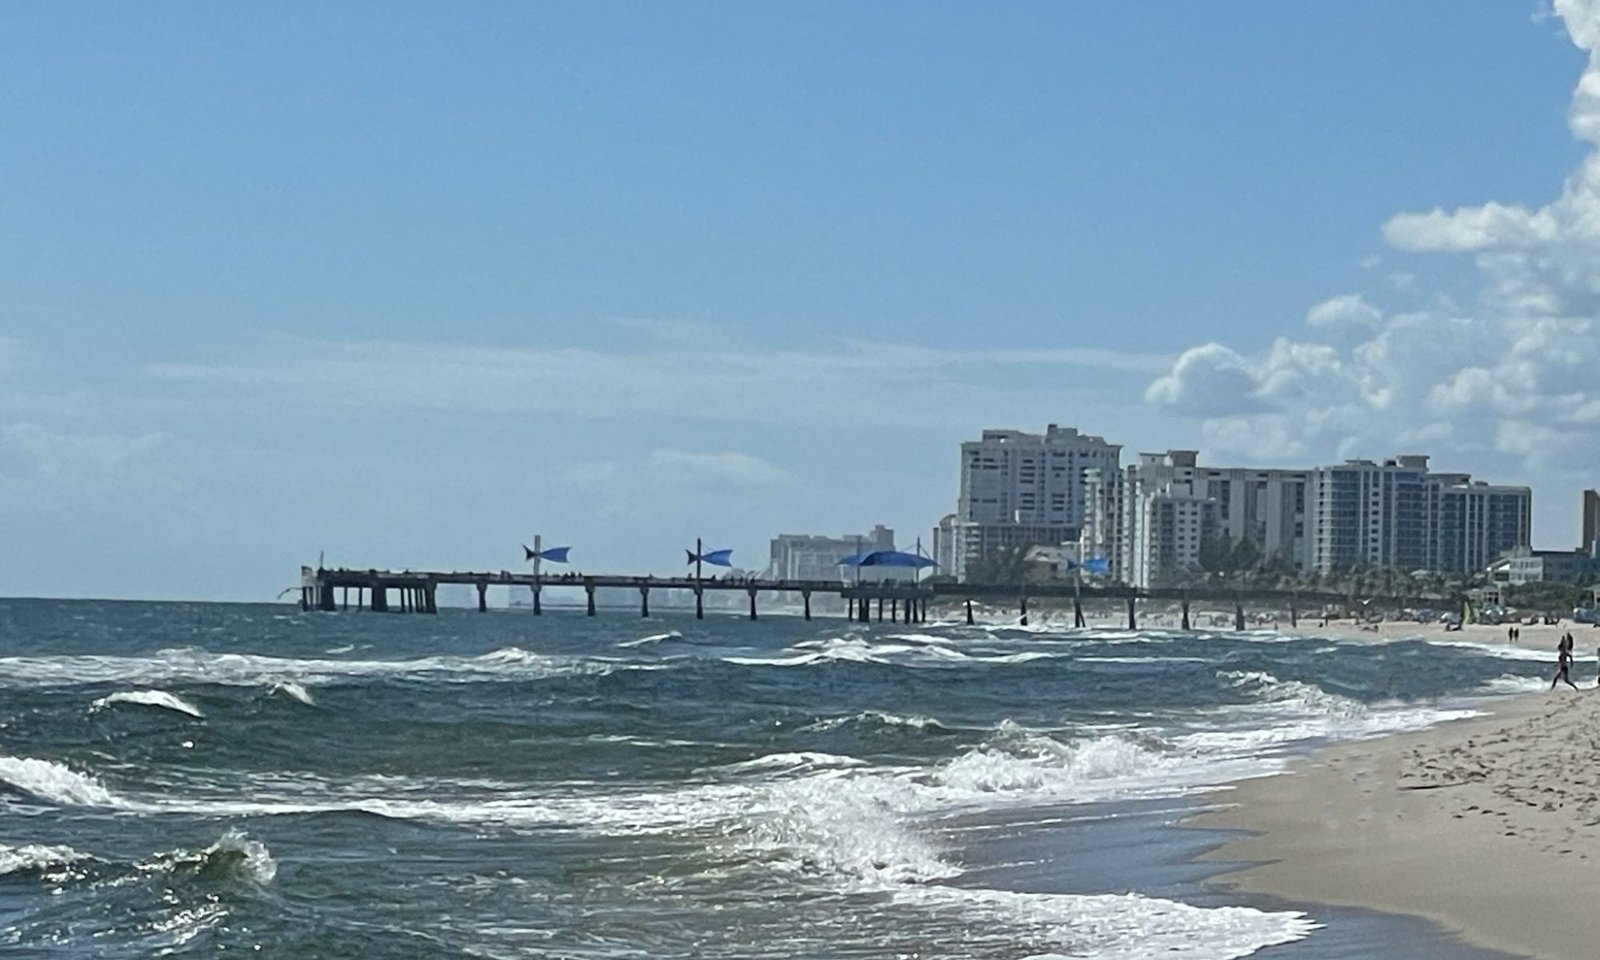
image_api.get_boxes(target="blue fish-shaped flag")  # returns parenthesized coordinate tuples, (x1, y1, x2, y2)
(687, 548, 734, 567)
(524, 545, 572, 563)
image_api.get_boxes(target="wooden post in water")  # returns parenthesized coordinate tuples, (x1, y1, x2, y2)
(876, 597, 884, 622)
(748, 588, 758, 621)
(890, 598, 899, 622)
(640, 587, 650, 618)
(1234, 598, 1245, 631)
(424, 583, 438, 614)
(1181, 595, 1191, 631)
(695, 586, 704, 620)
(1073, 597, 1085, 628)
(1126, 595, 1137, 630)
(965, 598, 975, 625)
(1019, 594, 1029, 627)
(371, 586, 388, 612)
(1289, 594, 1298, 628)
(532, 584, 542, 616)
(802, 590, 812, 621)
(586, 582, 596, 617)
(476, 582, 488, 613)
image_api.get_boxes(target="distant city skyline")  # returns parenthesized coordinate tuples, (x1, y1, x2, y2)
(3, 3, 1598, 600)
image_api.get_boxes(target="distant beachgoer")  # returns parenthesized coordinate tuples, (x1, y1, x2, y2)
(1508, 626, 1515, 643)
(1553, 634, 1578, 690)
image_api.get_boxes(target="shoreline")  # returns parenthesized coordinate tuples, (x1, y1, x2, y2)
(1186, 620, 1600, 960)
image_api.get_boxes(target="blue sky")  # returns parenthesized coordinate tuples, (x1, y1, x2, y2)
(3, 2, 1597, 599)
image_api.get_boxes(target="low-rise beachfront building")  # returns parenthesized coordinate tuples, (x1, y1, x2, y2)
(767, 526, 896, 583)
(1494, 548, 1600, 585)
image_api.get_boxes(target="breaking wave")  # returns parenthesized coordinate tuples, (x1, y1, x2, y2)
(0, 646, 623, 690)
(0, 756, 116, 807)
(90, 689, 205, 718)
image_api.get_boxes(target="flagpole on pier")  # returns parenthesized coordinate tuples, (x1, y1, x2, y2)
(532, 534, 542, 615)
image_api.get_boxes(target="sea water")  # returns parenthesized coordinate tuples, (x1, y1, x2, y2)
(0, 599, 1550, 958)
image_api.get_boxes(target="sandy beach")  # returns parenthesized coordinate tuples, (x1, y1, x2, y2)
(1191, 620, 1600, 960)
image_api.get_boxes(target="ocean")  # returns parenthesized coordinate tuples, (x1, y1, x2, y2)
(0, 598, 1553, 958)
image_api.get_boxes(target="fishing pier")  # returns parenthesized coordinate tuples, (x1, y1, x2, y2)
(300, 565, 1453, 628)
(300, 567, 936, 622)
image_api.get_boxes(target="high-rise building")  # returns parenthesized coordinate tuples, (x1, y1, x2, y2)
(1088, 451, 1309, 588)
(948, 425, 1122, 580)
(1583, 489, 1600, 556)
(1309, 456, 1530, 575)
(1121, 460, 1218, 589)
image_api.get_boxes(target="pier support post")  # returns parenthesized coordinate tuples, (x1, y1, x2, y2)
(1181, 596, 1191, 631)
(371, 586, 388, 612)
(401, 588, 410, 613)
(1234, 599, 1245, 632)
(1289, 595, 1298, 628)
(748, 589, 758, 621)
(847, 597, 855, 619)
(342, 587, 349, 611)
(695, 587, 704, 620)
(965, 598, 975, 625)
(891, 599, 899, 623)
(299, 587, 310, 612)
(532, 586, 542, 616)
(640, 587, 650, 618)
(1127, 596, 1137, 630)
(1019, 595, 1029, 627)
(859, 596, 870, 623)
(876, 597, 884, 622)
(424, 583, 437, 614)
(586, 583, 597, 617)
(357, 586, 364, 611)
(476, 582, 488, 613)
(802, 591, 812, 621)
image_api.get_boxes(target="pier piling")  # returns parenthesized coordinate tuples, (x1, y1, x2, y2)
(1126, 596, 1137, 630)
(640, 587, 650, 618)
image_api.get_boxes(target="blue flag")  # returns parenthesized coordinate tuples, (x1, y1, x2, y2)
(1082, 556, 1111, 574)
(687, 548, 734, 567)
(524, 545, 572, 563)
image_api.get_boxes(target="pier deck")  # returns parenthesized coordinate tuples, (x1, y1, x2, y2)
(301, 566, 1457, 629)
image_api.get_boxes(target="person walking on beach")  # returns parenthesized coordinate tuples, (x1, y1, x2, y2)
(1552, 633, 1578, 690)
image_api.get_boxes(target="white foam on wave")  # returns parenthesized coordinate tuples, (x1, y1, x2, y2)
(0, 645, 624, 690)
(270, 681, 317, 705)
(715, 752, 869, 775)
(617, 630, 682, 648)
(90, 689, 204, 718)
(801, 710, 948, 733)
(0, 756, 115, 806)
(183, 829, 277, 886)
(0, 842, 92, 877)
(1208, 669, 1479, 746)
(908, 886, 1315, 960)
(1478, 673, 1551, 694)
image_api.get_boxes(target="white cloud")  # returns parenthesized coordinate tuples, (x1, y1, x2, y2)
(1146, 1, 1600, 501)
(1305, 294, 1382, 331)
(1144, 343, 1266, 417)
(143, 336, 1166, 430)
(645, 450, 792, 488)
